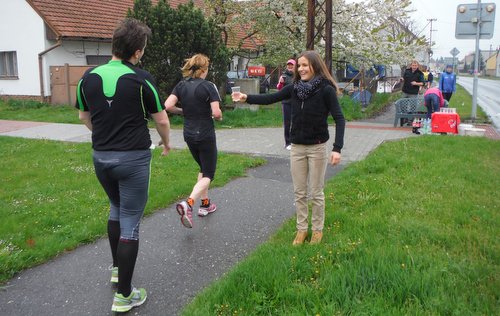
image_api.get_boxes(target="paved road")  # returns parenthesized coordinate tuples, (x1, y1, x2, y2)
(457, 77, 500, 130)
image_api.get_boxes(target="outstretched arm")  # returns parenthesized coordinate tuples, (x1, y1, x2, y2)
(233, 84, 293, 105)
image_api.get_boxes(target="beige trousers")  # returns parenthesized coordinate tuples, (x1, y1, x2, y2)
(290, 143, 328, 232)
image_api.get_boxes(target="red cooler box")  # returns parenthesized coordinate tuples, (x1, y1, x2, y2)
(431, 112, 460, 134)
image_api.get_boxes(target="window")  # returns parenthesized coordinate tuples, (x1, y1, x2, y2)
(86, 55, 112, 65)
(0, 51, 18, 79)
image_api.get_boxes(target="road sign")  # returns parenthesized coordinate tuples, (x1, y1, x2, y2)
(456, 3, 496, 39)
(450, 47, 460, 57)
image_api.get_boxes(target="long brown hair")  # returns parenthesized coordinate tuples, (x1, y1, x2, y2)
(181, 54, 210, 78)
(293, 50, 338, 91)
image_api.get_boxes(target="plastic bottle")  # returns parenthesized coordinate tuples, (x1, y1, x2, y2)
(423, 118, 430, 134)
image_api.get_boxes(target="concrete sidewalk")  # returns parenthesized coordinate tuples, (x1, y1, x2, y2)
(0, 119, 413, 161)
(0, 119, 413, 315)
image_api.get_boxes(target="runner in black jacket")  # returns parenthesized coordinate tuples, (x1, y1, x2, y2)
(233, 50, 345, 246)
(165, 54, 222, 229)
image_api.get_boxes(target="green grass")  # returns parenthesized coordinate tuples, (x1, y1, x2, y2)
(362, 91, 401, 118)
(0, 137, 264, 283)
(0, 93, 396, 128)
(0, 99, 81, 124)
(182, 136, 499, 315)
(447, 85, 489, 122)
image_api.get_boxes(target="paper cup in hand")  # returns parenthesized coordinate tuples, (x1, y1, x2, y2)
(232, 86, 241, 102)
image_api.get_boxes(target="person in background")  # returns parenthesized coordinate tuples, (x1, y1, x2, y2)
(422, 66, 430, 88)
(439, 64, 456, 102)
(401, 60, 425, 98)
(232, 50, 345, 246)
(424, 86, 445, 119)
(164, 54, 222, 229)
(76, 18, 170, 313)
(277, 59, 296, 150)
(426, 68, 434, 89)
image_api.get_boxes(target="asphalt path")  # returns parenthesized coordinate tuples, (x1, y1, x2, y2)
(457, 76, 500, 130)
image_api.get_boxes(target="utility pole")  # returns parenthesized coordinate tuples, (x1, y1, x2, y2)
(306, 0, 333, 73)
(427, 18, 437, 65)
(306, 0, 315, 50)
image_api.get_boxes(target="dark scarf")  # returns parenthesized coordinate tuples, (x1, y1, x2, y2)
(294, 76, 323, 100)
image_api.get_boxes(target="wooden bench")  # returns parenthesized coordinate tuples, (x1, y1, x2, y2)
(393, 98, 427, 127)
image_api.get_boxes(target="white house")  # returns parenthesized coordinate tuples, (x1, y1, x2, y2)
(0, 0, 64, 99)
(0, 0, 212, 103)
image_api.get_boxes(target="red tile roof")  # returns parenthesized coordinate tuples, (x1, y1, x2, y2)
(27, 0, 204, 40)
(226, 23, 264, 51)
(26, 0, 261, 50)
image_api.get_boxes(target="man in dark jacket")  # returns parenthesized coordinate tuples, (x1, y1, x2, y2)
(401, 60, 425, 98)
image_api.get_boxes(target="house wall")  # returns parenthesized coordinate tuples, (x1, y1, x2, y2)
(47, 41, 112, 68)
(485, 53, 498, 77)
(0, 1, 112, 99)
(0, 0, 46, 97)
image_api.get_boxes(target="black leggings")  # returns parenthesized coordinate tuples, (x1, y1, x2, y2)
(93, 150, 151, 240)
(186, 139, 217, 180)
(443, 92, 453, 102)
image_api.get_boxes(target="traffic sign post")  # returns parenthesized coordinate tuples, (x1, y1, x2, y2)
(456, 2, 496, 39)
(450, 48, 460, 56)
(450, 48, 460, 73)
(456, 1, 496, 120)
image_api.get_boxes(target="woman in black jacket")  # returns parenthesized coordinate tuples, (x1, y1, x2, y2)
(232, 50, 345, 245)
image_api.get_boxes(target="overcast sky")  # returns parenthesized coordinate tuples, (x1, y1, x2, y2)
(410, 0, 499, 59)
(346, 0, 499, 59)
